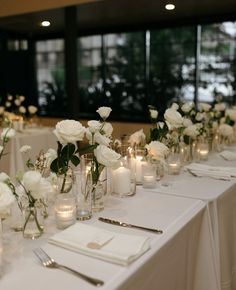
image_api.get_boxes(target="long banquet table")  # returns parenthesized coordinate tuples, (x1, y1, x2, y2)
(2, 145, 236, 290)
(1, 189, 218, 290)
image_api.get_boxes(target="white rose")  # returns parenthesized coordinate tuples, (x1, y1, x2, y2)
(220, 117, 226, 124)
(195, 112, 204, 121)
(87, 120, 101, 133)
(212, 121, 218, 130)
(0, 106, 5, 115)
(149, 109, 158, 119)
(214, 102, 226, 112)
(28, 105, 38, 114)
(164, 108, 183, 129)
(218, 124, 234, 137)
(145, 141, 169, 160)
(181, 103, 193, 113)
(54, 119, 85, 144)
(14, 99, 21, 106)
(20, 145, 32, 153)
(7, 95, 13, 101)
(1, 128, 16, 140)
(171, 103, 179, 110)
(183, 118, 193, 128)
(183, 124, 199, 139)
(128, 129, 146, 147)
(0, 146, 3, 154)
(23, 171, 42, 192)
(19, 106, 26, 114)
(0, 181, 14, 214)
(199, 102, 211, 112)
(96, 107, 112, 120)
(0, 172, 10, 182)
(19, 95, 25, 102)
(157, 122, 165, 129)
(36, 178, 54, 200)
(113, 139, 122, 147)
(5, 101, 11, 108)
(226, 109, 236, 122)
(102, 122, 113, 137)
(94, 145, 121, 169)
(94, 132, 111, 146)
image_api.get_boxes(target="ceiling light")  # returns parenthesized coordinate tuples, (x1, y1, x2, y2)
(165, 3, 175, 10)
(40, 21, 51, 27)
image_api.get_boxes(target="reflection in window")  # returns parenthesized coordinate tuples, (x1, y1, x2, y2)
(199, 22, 236, 103)
(36, 39, 66, 116)
(150, 27, 196, 115)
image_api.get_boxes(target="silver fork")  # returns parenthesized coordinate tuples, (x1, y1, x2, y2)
(33, 248, 104, 287)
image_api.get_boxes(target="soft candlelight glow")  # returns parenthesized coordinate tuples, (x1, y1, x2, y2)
(55, 197, 76, 229)
(199, 149, 209, 160)
(165, 3, 175, 10)
(168, 162, 181, 175)
(143, 175, 156, 188)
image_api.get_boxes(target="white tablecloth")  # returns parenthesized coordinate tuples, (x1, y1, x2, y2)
(0, 190, 218, 290)
(149, 149, 236, 290)
(0, 127, 56, 178)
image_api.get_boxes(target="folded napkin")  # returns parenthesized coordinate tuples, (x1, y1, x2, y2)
(220, 150, 236, 161)
(48, 223, 150, 266)
(186, 163, 236, 180)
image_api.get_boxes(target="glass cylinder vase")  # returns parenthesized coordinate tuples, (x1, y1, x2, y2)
(23, 205, 44, 239)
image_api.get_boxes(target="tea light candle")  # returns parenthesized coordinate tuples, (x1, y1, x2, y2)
(55, 204, 76, 229)
(143, 175, 156, 188)
(199, 149, 209, 160)
(113, 165, 131, 196)
(168, 162, 181, 175)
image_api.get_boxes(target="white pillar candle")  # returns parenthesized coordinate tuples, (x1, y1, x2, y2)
(135, 157, 147, 184)
(168, 163, 181, 175)
(143, 175, 156, 188)
(113, 166, 131, 195)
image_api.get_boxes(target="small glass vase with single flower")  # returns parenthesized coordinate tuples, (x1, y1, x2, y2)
(50, 119, 86, 194)
(4, 171, 53, 239)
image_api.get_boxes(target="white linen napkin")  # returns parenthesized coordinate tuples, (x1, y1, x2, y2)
(186, 163, 236, 180)
(220, 150, 236, 161)
(48, 223, 150, 266)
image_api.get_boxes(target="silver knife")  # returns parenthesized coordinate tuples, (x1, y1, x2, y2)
(98, 217, 163, 234)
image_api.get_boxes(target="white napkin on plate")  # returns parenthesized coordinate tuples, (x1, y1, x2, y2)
(186, 163, 236, 180)
(220, 150, 236, 161)
(48, 223, 150, 266)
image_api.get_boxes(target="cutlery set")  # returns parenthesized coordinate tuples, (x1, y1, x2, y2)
(34, 218, 163, 286)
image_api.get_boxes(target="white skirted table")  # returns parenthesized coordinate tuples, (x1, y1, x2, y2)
(0, 190, 218, 290)
(0, 127, 56, 178)
(149, 148, 236, 290)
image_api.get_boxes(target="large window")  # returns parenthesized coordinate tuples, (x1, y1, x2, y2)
(35, 21, 236, 121)
(36, 39, 66, 116)
(199, 22, 236, 103)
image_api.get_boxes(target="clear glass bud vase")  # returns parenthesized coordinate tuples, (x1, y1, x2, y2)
(23, 206, 43, 239)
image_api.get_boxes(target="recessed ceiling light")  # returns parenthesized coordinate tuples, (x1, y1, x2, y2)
(165, 3, 175, 10)
(40, 21, 51, 27)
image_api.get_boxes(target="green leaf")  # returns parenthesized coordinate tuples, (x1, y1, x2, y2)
(70, 155, 80, 167)
(61, 143, 76, 160)
(50, 158, 59, 173)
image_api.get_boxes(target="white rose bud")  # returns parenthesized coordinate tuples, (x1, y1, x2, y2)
(28, 105, 38, 114)
(7, 95, 13, 101)
(87, 120, 101, 133)
(19, 95, 25, 102)
(14, 99, 21, 106)
(5, 101, 11, 108)
(149, 109, 158, 119)
(20, 145, 32, 153)
(19, 106, 26, 114)
(96, 107, 112, 120)
(171, 103, 179, 110)
(181, 103, 193, 113)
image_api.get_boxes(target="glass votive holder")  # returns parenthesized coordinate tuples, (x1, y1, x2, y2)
(135, 148, 147, 185)
(112, 158, 136, 197)
(142, 163, 156, 188)
(167, 153, 181, 175)
(198, 143, 209, 160)
(55, 193, 76, 229)
(73, 170, 92, 221)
